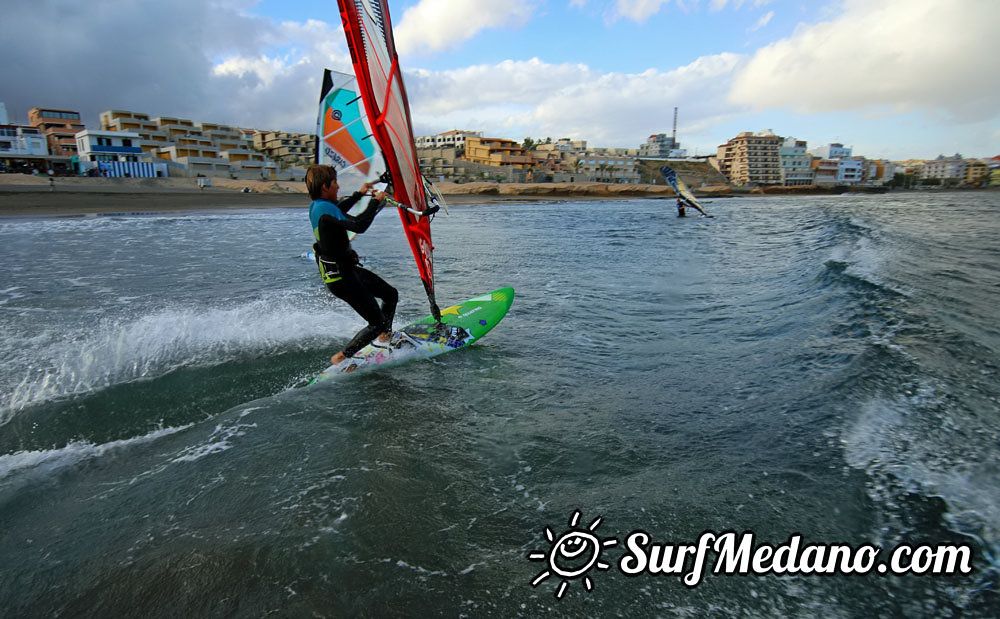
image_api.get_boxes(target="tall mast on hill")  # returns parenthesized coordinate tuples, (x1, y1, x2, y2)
(672, 107, 678, 149)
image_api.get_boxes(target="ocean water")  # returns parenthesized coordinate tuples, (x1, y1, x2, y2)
(0, 192, 998, 616)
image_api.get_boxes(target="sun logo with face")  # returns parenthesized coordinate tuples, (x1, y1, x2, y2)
(528, 510, 618, 599)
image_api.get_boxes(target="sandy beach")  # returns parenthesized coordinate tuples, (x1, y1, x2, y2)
(0, 173, 916, 217)
(0, 174, 694, 217)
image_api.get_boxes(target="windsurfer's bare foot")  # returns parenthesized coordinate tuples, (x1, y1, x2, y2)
(330, 351, 358, 373)
(377, 332, 391, 344)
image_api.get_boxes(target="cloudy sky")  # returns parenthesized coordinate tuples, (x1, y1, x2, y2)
(2, 0, 997, 159)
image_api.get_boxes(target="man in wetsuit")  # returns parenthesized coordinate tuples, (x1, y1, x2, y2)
(306, 164, 397, 371)
(676, 195, 709, 217)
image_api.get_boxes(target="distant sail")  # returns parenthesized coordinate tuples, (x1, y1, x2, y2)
(316, 69, 385, 197)
(660, 165, 710, 216)
(338, 0, 441, 321)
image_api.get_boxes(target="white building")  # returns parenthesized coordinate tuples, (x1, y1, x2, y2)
(639, 133, 687, 158)
(921, 154, 967, 181)
(837, 157, 865, 185)
(809, 143, 852, 159)
(76, 129, 168, 177)
(414, 130, 481, 150)
(779, 137, 813, 186)
(0, 125, 48, 157)
(76, 129, 143, 162)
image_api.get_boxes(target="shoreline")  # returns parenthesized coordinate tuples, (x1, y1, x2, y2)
(0, 188, 627, 217)
(0, 175, 992, 217)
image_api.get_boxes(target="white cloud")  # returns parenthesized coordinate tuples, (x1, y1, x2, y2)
(404, 54, 746, 147)
(711, 0, 773, 10)
(395, 0, 535, 55)
(748, 10, 773, 31)
(0, 1, 349, 132)
(614, 0, 672, 22)
(613, 0, 773, 22)
(729, 0, 1000, 122)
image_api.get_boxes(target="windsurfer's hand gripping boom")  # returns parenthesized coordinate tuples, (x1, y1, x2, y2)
(362, 177, 440, 219)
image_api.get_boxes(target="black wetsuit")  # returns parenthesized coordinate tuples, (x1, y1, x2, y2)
(309, 193, 397, 357)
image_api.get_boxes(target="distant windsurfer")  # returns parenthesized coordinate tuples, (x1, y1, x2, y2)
(676, 195, 708, 217)
(307, 164, 397, 372)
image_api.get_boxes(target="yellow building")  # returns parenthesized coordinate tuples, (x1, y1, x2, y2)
(462, 137, 532, 169)
(965, 160, 989, 185)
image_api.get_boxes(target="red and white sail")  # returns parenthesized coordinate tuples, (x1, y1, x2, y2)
(337, 0, 441, 321)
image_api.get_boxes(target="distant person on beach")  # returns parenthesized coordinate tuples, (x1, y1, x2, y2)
(307, 164, 397, 372)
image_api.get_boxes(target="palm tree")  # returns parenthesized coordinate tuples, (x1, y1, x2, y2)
(597, 163, 609, 182)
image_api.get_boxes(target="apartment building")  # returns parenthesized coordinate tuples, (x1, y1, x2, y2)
(75, 129, 142, 163)
(922, 154, 967, 181)
(779, 137, 813, 186)
(414, 130, 481, 150)
(811, 159, 839, 186)
(253, 131, 316, 164)
(809, 142, 852, 159)
(716, 130, 782, 186)
(100, 109, 276, 178)
(535, 138, 588, 153)
(101, 110, 173, 154)
(462, 137, 533, 169)
(865, 160, 900, 186)
(0, 124, 46, 156)
(966, 159, 989, 185)
(838, 157, 865, 185)
(639, 133, 687, 158)
(0, 123, 49, 173)
(28, 107, 85, 157)
(573, 150, 640, 183)
(75, 129, 170, 177)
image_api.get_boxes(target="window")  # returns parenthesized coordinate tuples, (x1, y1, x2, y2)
(41, 110, 80, 120)
(122, 139, 132, 147)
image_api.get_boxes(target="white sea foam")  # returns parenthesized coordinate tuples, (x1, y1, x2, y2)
(171, 416, 259, 463)
(843, 390, 1000, 558)
(0, 293, 361, 421)
(0, 423, 191, 483)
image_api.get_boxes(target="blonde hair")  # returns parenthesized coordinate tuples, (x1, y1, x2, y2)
(306, 165, 337, 199)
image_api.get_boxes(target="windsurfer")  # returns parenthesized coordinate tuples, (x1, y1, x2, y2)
(677, 195, 708, 217)
(306, 164, 397, 370)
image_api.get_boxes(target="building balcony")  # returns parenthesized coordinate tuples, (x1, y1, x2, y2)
(88, 145, 143, 155)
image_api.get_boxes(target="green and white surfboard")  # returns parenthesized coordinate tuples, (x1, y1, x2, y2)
(310, 286, 514, 382)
